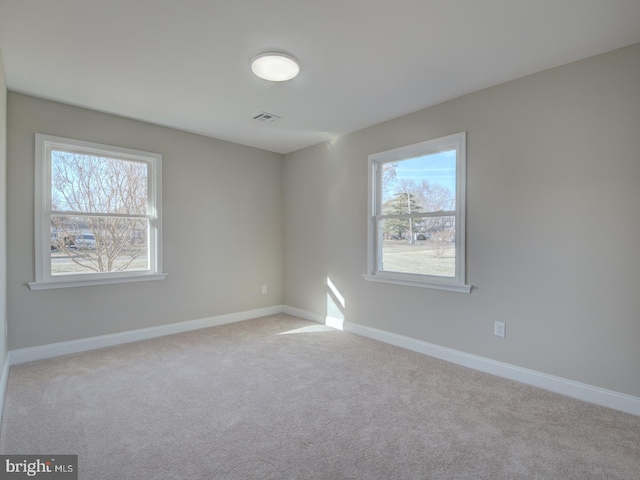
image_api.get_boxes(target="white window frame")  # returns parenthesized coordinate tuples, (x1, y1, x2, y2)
(29, 134, 167, 290)
(364, 132, 471, 293)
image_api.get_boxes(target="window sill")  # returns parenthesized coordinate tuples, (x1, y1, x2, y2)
(363, 274, 471, 293)
(28, 273, 168, 290)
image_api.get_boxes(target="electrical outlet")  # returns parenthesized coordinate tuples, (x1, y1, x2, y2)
(494, 321, 506, 338)
(261, 285, 267, 294)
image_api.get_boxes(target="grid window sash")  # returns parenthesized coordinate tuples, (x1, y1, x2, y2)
(49, 214, 152, 276)
(366, 132, 470, 293)
(378, 215, 456, 277)
(31, 134, 165, 289)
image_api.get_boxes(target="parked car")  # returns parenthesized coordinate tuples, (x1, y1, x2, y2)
(51, 232, 73, 250)
(73, 233, 97, 250)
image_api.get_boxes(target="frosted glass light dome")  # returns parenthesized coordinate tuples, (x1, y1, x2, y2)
(251, 53, 300, 82)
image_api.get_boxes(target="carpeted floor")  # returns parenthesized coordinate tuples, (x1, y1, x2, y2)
(1, 314, 639, 479)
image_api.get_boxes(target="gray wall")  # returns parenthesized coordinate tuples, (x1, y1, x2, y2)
(0, 48, 7, 373)
(7, 93, 284, 349)
(283, 44, 640, 397)
(4, 43, 639, 399)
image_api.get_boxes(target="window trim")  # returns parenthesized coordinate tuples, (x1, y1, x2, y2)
(29, 134, 166, 290)
(363, 132, 471, 293)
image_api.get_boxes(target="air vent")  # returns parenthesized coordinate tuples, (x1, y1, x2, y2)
(253, 111, 281, 123)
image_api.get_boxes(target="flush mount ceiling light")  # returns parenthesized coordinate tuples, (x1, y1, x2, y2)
(251, 52, 300, 82)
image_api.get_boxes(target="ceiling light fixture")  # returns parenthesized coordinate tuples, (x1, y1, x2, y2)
(251, 52, 300, 82)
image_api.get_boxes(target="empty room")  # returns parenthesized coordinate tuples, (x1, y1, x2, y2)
(0, 1, 639, 479)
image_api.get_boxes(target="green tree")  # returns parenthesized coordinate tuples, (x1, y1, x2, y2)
(382, 192, 422, 242)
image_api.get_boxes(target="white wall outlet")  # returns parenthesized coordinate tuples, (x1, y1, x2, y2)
(261, 285, 267, 294)
(494, 321, 506, 338)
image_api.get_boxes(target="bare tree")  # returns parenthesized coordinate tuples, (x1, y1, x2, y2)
(380, 172, 456, 256)
(414, 180, 456, 258)
(382, 162, 398, 195)
(50, 152, 149, 273)
(420, 180, 454, 211)
(429, 219, 455, 258)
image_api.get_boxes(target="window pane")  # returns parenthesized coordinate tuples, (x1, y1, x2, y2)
(50, 215, 149, 276)
(380, 216, 455, 277)
(381, 150, 456, 213)
(51, 151, 148, 214)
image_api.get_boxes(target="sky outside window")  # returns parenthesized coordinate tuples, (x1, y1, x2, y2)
(394, 150, 456, 193)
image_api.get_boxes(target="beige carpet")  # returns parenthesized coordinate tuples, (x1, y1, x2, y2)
(1, 314, 639, 479)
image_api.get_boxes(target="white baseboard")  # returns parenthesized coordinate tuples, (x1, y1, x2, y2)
(284, 306, 640, 416)
(0, 354, 9, 423)
(283, 306, 327, 324)
(6, 304, 640, 416)
(8, 305, 284, 365)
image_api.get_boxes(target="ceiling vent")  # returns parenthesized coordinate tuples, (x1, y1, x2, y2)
(253, 112, 281, 123)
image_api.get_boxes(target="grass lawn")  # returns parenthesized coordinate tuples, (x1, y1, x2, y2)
(51, 252, 148, 275)
(382, 240, 455, 277)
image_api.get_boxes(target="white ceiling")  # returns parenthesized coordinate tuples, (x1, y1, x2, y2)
(0, 1, 639, 154)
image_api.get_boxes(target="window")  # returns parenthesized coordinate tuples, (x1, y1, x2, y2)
(364, 132, 470, 293)
(29, 134, 166, 290)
